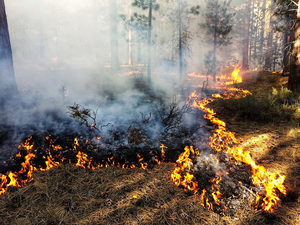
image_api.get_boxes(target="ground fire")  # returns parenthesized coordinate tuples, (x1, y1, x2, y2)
(0, 67, 287, 215)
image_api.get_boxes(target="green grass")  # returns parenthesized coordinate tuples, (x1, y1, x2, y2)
(217, 87, 300, 123)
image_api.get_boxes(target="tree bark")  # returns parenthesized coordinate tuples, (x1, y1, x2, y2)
(264, 0, 275, 71)
(110, 0, 119, 72)
(288, 3, 300, 91)
(264, 30, 273, 70)
(178, 0, 183, 81)
(242, 0, 251, 70)
(259, 0, 266, 64)
(147, 0, 152, 86)
(0, 0, 18, 106)
(212, 9, 218, 81)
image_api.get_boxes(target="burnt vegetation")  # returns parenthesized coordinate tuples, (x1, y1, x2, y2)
(66, 94, 195, 151)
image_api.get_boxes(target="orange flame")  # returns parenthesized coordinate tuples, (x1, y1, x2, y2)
(171, 146, 199, 193)
(184, 66, 286, 212)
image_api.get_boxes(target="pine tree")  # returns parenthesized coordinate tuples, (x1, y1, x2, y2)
(131, 0, 160, 86)
(242, 0, 251, 70)
(0, 0, 18, 106)
(166, 0, 199, 81)
(273, 0, 300, 91)
(110, 0, 119, 72)
(202, 0, 234, 81)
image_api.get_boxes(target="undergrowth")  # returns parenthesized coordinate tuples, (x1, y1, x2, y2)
(217, 87, 300, 123)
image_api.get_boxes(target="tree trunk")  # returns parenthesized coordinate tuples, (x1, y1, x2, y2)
(264, 0, 275, 71)
(248, 0, 254, 66)
(288, 4, 300, 91)
(147, 0, 152, 86)
(264, 30, 273, 70)
(272, 33, 279, 71)
(242, 0, 251, 70)
(137, 39, 142, 64)
(0, 0, 18, 106)
(128, 7, 132, 66)
(178, 1, 183, 81)
(282, 13, 292, 75)
(110, 0, 119, 72)
(259, 0, 266, 64)
(212, 9, 218, 82)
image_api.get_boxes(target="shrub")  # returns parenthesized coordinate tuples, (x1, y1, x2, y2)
(272, 87, 299, 104)
(218, 94, 294, 123)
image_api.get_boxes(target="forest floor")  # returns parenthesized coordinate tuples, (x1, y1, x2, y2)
(1, 71, 300, 224)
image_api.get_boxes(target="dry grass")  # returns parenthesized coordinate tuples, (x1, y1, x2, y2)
(0, 162, 299, 225)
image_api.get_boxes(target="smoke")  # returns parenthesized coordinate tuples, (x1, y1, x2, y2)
(0, 0, 244, 161)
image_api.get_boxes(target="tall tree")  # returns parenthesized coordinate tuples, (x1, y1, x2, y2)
(273, 0, 300, 90)
(147, 0, 153, 85)
(132, 0, 159, 86)
(166, 1, 199, 81)
(110, 0, 119, 72)
(177, 1, 199, 81)
(274, 0, 295, 75)
(202, 0, 233, 81)
(259, 0, 267, 63)
(0, 0, 18, 106)
(242, 0, 251, 70)
(288, 1, 300, 91)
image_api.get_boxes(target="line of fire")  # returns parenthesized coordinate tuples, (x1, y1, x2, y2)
(0, 68, 287, 215)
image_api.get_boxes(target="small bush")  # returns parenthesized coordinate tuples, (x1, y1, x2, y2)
(272, 87, 299, 104)
(218, 94, 294, 123)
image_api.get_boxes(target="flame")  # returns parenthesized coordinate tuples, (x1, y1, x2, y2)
(187, 72, 206, 78)
(18, 136, 34, 151)
(74, 138, 79, 150)
(171, 146, 199, 193)
(181, 67, 286, 212)
(46, 136, 61, 151)
(7, 172, 20, 187)
(137, 154, 148, 170)
(123, 70, 141, 76)
(40, 154, 60, 171)
(1, 135, 165, 197)
(191, 96, 286, 211)
(76, 151, 93, 169)
(0, 175, 8, 194)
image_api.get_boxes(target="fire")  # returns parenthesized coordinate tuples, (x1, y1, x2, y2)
(225, 67, 242, 85)
(171, 146, 199, 193)
(40, 154, 60, 171)
(76, 151, 93, 169)
(0, 135, 168, 197)
(191, 95, 286, 211)
(177, 67, 286, 212)
(74, 138, 79, 150)
(123, 70, 141, 76)
(187, 72, 206, 79)
(0, 66, 286, 213)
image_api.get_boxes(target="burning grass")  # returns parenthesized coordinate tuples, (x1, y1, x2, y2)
(0, 163, 298, 225)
